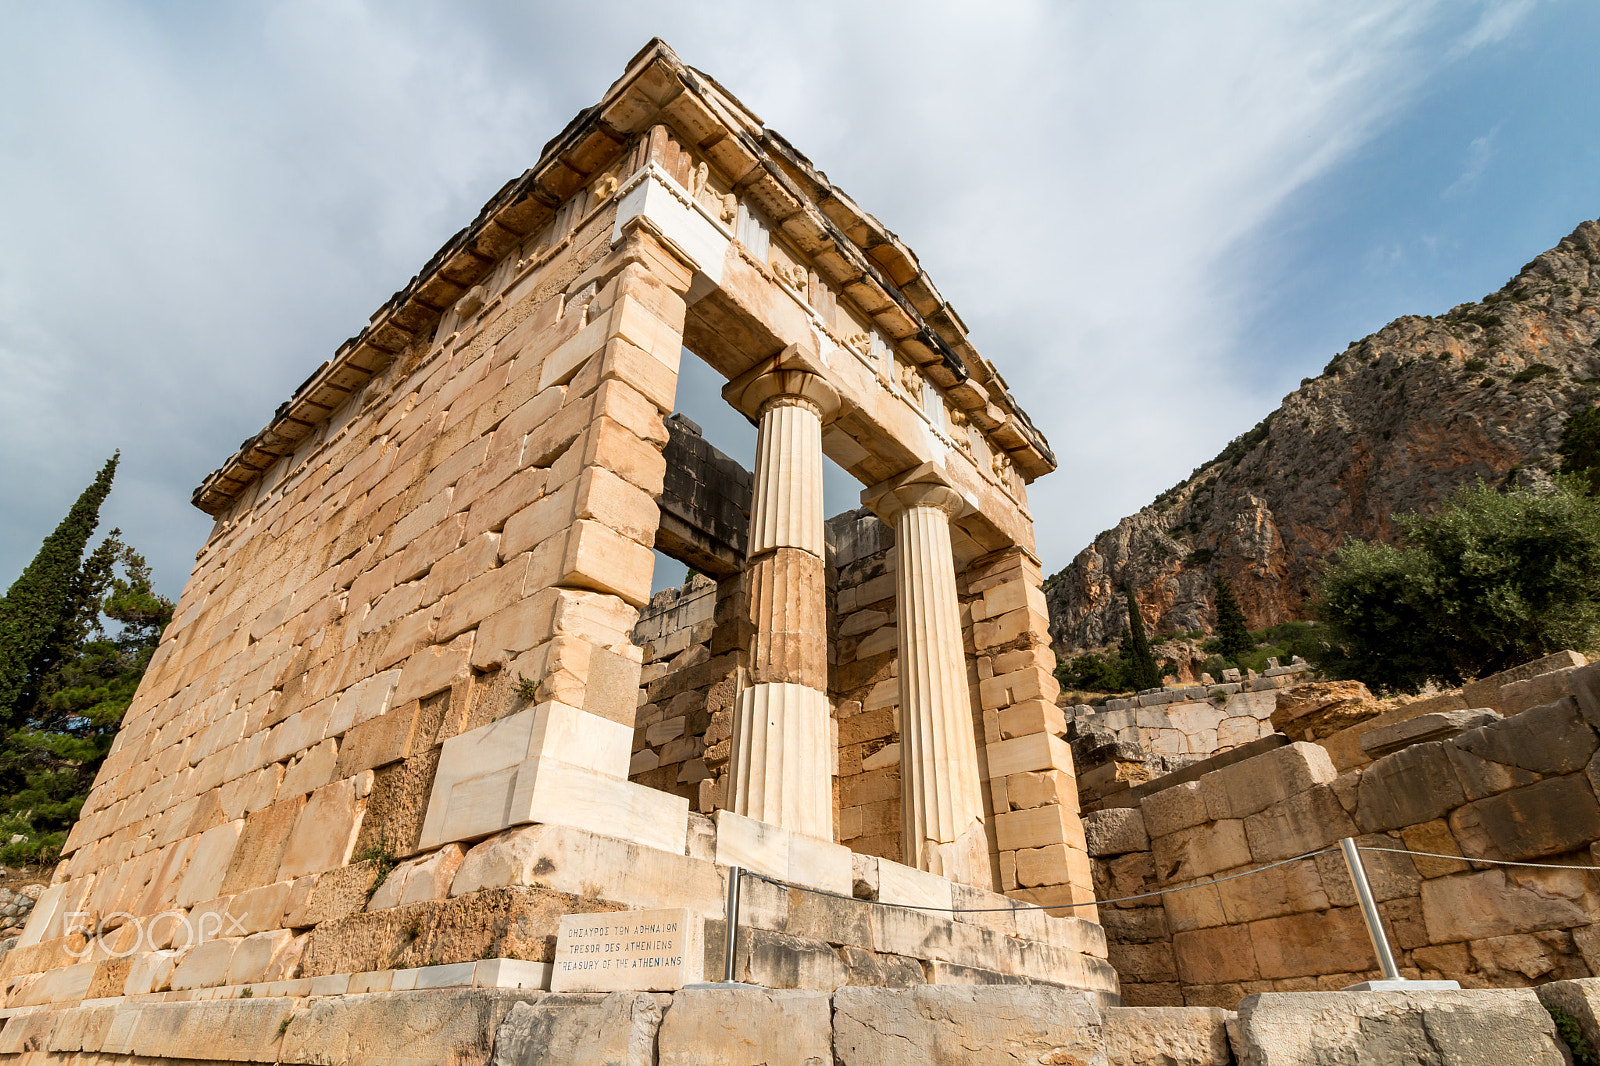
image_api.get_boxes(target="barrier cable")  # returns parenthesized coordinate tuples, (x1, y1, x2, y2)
(740, 844, 1341, 913)
(1355, 845, 1600, 871)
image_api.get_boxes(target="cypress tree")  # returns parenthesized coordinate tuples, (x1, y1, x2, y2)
(1123, 586, 1162, 691)
(0, 454, 119, 729)
(1213, 575, 1254, 663)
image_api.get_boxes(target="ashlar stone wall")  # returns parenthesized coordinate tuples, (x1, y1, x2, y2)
(2, 40, 1092, 1015)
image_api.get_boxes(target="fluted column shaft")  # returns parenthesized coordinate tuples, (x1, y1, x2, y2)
(887, 485, 987, 883)
(727, 372, 839, 840)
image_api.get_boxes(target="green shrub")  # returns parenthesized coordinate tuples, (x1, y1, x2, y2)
(1316, 477, 1600, 691)
(1512, 362, 1556, 383)
(1559, 405, 1600, 494)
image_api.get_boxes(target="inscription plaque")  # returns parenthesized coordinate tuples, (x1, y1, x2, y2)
(550, 907, 699, 992)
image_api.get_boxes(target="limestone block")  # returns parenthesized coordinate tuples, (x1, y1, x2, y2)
(1203, 743, 1336, 820)
(1141, 780, 1209, 838)
(451, 823, 723, 919)
(169, 935, 241, 990)
(279, 987, 544, 1066)
(1210, 857, 1329, 926)
(1151, 820, 1250, 880)
(1455, 774, 1600, 861)
(1007, 769, 1075, 811)
(1454, 696, 1598, 774)
(1084, 807, 1149, 857)
(334, 699, 432, 778)
(174, 819, 244, 907)
(123, 949, 180, 995)
(489, 993, 661, 1066)
(875, 856, 955, 911)
(1354, 742, 1466, 833)
(225, 928, 293, 985)
(833, 985, 1107, 1066)
(277, 777, 361, 881)
(1248, 906, 1377, 979)
(995, 804, 1086, 853)
(1173, 924, 1258, 985)
(123, 997, 296, 1061)
(986, 733, 1073, 778)
(1420, 868, 1590, 942)
(422, 744, 687, 855)
(394, 632, 475, 708)
(714, 809, 854, 895)
(289, 860, 380, 926)
(280, 737, 338, 798)
(657, 987, 834, 1066)
(1241, 785, 1356, 862)
(1014, 844, 1091, 890)
(356, 747, 441, 859)
(1359, 708, 1502, 760)
(228, 878, 294, 933)
(1230, 988, 1568, 1065)
(394, 843, 468, 907)
(1102, 1006, 1233, 1066)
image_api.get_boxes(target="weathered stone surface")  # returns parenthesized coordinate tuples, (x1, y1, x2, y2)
(489, 993, 661, 1066)
(1354, 742, 1465, 833)
(1535, 977, 1600, 1061)
(1420, 868, 1591, 943)
(1452, 696, 1597, 774)
(1359, 708, 1502, 760)
(1455, 774, 1600, 861)
(833, 985, 1107, 1066)
(657, 987, 833, 1066)
(124, 997, 297, 1061)
(1103, 1006, 1232, 1066)
(1231, 988, 1568, 1065)
(280, 987, 543, 1066)
(1084, 807, 1149, 858)
(301, 886, 621, 976)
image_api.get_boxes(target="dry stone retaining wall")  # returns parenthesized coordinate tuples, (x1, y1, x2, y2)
(1090, 659, 1600, 1006)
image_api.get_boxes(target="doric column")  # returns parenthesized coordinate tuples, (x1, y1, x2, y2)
(872, 479, 988, 884)
(723, 366, 840, 839)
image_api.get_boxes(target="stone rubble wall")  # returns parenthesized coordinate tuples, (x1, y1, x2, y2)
(628, 576, 738, 810)
(9, 981, 1600, 1066)
(1089, 659, 1600, 1006)
(828, 511, 905, 864)
(1062, 667, 1315, 812)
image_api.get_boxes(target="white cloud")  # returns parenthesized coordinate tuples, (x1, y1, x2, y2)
(0, 0, 1541, 596)
(1444, 129, 1498, 197)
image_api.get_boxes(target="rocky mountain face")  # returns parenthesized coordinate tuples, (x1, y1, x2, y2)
(1047, 219, 1600, 653)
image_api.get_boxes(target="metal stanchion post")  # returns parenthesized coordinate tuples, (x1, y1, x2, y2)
(723, 865, 742, 984)
(685, 864, 759, 989)
(1339, 838, 1458, 992)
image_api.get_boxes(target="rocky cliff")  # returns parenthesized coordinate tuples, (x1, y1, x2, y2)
(1047, 218, 1600, 652)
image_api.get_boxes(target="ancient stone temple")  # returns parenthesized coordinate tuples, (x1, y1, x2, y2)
(0, 40, 1117, 1063)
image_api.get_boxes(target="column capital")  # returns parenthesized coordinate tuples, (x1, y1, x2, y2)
(861, 465, 968, 524)
(722, 345, 842, 423)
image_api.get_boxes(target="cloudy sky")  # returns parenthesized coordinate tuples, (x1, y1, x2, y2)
(2, 0, 1597, 602)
